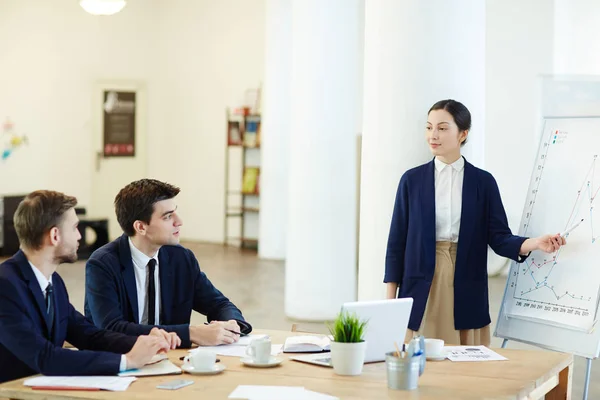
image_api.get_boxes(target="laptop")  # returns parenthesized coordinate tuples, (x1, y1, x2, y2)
(290, 298, 413, 366)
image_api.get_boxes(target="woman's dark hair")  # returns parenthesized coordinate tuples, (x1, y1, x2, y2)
(428, 99, 471, 146)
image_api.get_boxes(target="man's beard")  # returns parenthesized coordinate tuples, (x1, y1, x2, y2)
(54, 250, 78, 264)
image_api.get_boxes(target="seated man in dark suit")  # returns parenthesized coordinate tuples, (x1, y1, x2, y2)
(84, 179, 252, 348)
(0, 190, 176, 384)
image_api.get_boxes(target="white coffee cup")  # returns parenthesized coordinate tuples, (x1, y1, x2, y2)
(425, 338, 445, 357)
(246, 337, 272, 364)
(184, 349, 217, 370)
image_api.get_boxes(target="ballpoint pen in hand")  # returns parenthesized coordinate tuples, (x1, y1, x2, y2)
(559, 218, 584, 237)
(203, 322, 247, 336)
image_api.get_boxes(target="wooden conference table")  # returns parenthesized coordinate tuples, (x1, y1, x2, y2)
(0, 329, 573, 400)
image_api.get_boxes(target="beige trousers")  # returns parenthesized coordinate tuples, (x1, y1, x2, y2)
(405, 241, 490, 346)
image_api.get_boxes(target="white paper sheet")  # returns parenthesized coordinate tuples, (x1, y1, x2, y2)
(445, 345, 508, 362)
(188, 334, 282, 358)
(236, 334, 269, 346)
(188, 334, 267, 353)
(190, 344, 282, 358)
(23, 376, 137, 391)
(228, 385, 338, 400)
(302, 390, 339, 400)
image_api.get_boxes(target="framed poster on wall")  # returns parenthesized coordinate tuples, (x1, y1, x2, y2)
(103, 90, 136, 157)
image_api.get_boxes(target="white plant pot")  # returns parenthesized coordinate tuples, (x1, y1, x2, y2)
(330, 341, 367, 376)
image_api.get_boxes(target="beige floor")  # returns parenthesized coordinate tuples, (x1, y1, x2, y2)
(48, 241, 597, 398)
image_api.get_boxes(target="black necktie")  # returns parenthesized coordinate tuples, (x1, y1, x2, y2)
(46, 283, 54, 337)
(147, 259, 157, 325)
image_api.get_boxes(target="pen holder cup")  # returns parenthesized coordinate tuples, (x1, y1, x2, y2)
(385, 352, 422, 390)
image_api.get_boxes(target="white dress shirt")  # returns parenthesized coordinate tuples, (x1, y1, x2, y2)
(29, 262, 52, 299)
(129, 238, 161, 325)
(434, 156, 465, 242)
(28, 262, 127, 371)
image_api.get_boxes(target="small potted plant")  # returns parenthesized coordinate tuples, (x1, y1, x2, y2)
(327, 311, 368, 376)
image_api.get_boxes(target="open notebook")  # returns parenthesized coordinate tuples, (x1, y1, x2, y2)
(283, 336, 331, 353)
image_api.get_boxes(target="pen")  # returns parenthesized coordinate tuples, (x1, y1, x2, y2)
(179, 356, 220, 362)
(203, 322, 247, 336)
(559, 218, 584, 237)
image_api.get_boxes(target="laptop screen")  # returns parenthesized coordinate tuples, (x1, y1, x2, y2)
(341, 298, 413, 363)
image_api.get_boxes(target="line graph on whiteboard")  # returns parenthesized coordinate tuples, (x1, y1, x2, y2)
(505, 118, 600, 332)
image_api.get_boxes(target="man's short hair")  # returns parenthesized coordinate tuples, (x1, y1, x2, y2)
(114, 179, 181, 236)
(14, 190, 78, 250)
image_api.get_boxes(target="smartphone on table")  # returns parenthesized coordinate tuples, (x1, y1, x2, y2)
(156, 379, 194, 390)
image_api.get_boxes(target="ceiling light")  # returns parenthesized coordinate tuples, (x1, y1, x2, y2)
(80, 0, 127, 16)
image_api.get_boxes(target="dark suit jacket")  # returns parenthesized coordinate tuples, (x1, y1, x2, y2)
(385, 158, 529, 331)
(84, 235, 251, 348)
(0, 251, 136, 383)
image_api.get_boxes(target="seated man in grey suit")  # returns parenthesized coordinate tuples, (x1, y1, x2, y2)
(85, 179, 252, 348)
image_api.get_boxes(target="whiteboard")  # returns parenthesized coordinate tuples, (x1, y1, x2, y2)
(495, 116, 600, 359)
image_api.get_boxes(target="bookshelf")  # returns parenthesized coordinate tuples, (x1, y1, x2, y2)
(224, 108, 261, 250)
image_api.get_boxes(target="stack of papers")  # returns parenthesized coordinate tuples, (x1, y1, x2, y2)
(24, 376, 137, 391)
(229, 385, 338, 400)
(445, 345, 508, 362)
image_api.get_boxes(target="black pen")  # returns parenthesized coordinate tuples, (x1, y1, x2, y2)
(180, 356, 220, 362)
(203, 322, 247, 336)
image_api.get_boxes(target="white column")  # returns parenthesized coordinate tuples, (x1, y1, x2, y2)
(554, 0, 600, 75)
(285, 0, 362, 320)
(486, 0, 555, 276)
(259, 0, 292, 260)
(358, 0, 485, 300)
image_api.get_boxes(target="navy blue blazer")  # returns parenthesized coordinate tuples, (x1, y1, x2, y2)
(84, 235, 251, 348)
(0, 251, 136, 384)
(385, 158, 529, 331)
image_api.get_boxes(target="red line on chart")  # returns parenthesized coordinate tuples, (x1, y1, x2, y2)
(524, 255, 558, 275)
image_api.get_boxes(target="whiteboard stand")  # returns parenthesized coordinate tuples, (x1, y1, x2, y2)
(495, 76, 600, 400)
(584, 358, 592, 400)
(501, 338, 592, 400)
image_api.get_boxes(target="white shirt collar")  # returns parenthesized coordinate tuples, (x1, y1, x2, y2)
(434, 156, 465, 173)
(128, 237, 159, 269)
(28, 261, 53, 294)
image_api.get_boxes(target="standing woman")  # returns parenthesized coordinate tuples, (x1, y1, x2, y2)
(384, 99, 565, 346)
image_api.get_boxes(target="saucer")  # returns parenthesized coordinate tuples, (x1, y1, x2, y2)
(426, 350, 448, 361)
(240, 356, 283, 368)
(181, 363, 226, 375)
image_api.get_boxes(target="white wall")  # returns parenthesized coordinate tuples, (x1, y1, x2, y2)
(148, 0, 265, 242)
(485, 0, 554, 235)
(0, 0, 158, 208)
(0, 0, 265, 243)
(554, 0, 600, 75)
